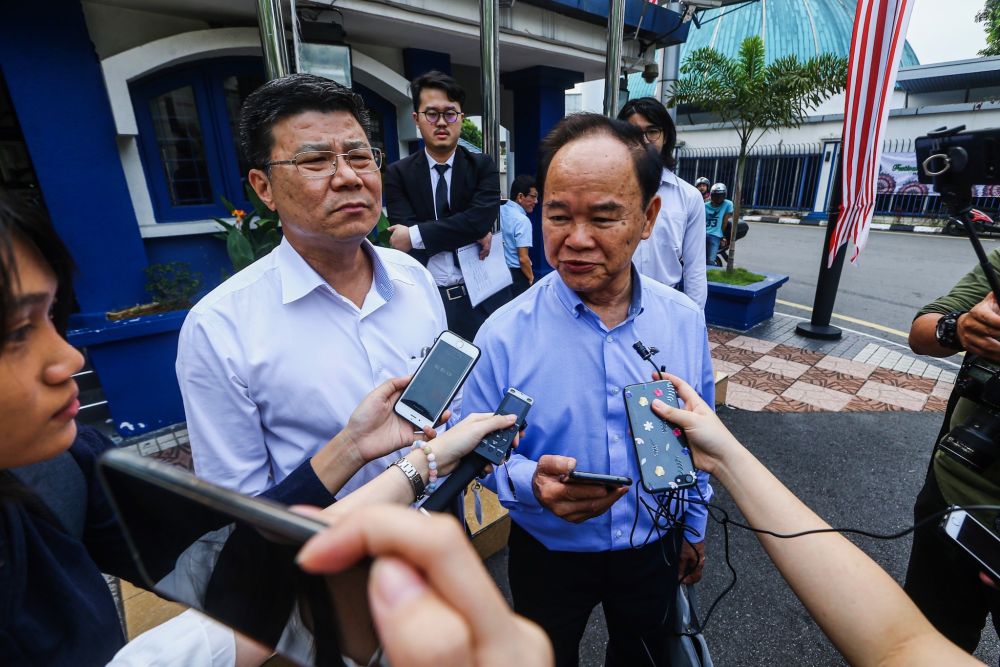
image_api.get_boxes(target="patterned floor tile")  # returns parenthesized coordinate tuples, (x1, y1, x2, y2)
(708, 341, 719, 350)
(782, 381, 854, 411)
(869, 367, 936, 394)
(764, 396, 825, 413)
(815, 355, 877, 380)
(923, 395, 949, 412)
(797, 366, 866, 394)
(769, 344, 826, 366)
(750, 355, 811, 379)
(856, 381, 928, 411)
(931, 381, 956, 400)
(730, 367, 797, 394)
(842, 396, 907, 412)
(712, 359, 745, 376)
(149, 442, 193, 470)
(727, 336, 778, 354)
(713, 346, 766, 366)
(708, 329, 738, 344)
(725, 383, 777, 411)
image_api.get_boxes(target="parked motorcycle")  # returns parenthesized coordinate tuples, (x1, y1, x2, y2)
(944, 209, 998, 236)
(715, 220, 750, 266)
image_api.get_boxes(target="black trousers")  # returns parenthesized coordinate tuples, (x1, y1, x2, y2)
(438, 284, 510, 341)
(508, 522, 681, 667)
(509, 268, 531, 298)
(904, 464, 1000, 652)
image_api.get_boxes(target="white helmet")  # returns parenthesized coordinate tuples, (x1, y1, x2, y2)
(710, 183, 727, 196)
(695, 177, 710, 187)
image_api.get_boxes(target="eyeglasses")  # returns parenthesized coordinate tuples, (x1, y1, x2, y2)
(266, 147, 383, 179)
(641, 127, 663, 143)
(420, 109, 462, 124)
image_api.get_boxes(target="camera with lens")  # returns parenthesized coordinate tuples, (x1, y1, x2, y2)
(917, 126, 1000, 473)
(939, 357, 1000, 472)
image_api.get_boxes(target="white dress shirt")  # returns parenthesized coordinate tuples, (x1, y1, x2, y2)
(407, 149, 465, 287)
(634, 168, 708, 309)
(176, 238, 447, 497)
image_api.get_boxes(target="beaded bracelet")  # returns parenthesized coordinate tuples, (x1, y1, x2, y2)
(411, 441, 438, 494)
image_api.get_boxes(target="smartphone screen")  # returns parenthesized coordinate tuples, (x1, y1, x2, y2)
(98, 450, 377, 667)
(951, 510, 1000, 581)
(396, 332, 479, 427)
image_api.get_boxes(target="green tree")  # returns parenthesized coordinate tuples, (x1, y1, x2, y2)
(669, 36, 847, 272)
(460, 118, 483, 148)
(978, 0, 1000, 56)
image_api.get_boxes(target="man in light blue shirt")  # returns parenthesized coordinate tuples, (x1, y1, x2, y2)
(464, 114, 713, 666)
(499, 174, 537, 297)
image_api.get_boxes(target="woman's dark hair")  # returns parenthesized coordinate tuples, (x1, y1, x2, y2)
(617, 96, 678, 171)
(410, 71, 466, 111)
(536, 113, 661, 209)
(0, 191, 76, 348)
(239, 73, 371, 173)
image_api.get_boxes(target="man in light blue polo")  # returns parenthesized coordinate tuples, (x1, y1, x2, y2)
(463, 114, 714, 667)
(499, 174, 537, 297)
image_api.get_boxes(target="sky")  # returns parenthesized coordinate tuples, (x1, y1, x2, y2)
(906, 0, 988, 63)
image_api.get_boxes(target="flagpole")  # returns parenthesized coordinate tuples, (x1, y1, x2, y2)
(796, 148, 846, 340)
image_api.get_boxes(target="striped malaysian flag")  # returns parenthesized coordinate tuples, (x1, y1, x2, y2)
(828, 0, 915, 266)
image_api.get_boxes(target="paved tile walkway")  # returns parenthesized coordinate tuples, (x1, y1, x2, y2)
(713, 313, 958, 413)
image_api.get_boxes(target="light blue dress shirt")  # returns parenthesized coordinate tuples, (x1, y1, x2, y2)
(499, 199, 533, 269)
(463, 268, 714, 552)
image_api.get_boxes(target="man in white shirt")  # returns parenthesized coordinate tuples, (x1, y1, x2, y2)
(383, 71, 502, 341)
(176, 74, 447, 504)
(619, 97, 708, 309)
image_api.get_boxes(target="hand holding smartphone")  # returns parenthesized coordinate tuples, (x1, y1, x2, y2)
(394, 331, 480, 429)
(942, 507, 1000, 584)
(567, 471, 632, 488)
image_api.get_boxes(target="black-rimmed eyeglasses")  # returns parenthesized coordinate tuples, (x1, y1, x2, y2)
(420, 109, 462, 124)
(641, 127, 663, 143)
(265, 147, 383, 179)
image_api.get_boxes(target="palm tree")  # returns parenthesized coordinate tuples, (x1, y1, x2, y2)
(670, 36, 847, 272)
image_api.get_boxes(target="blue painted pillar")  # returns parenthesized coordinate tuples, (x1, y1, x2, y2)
(0, 0, 148, 314)
(502, 66, 583, 276)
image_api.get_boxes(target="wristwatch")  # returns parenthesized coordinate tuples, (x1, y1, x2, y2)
(935, 310, 966, 351)
(390, 457, 425, 501)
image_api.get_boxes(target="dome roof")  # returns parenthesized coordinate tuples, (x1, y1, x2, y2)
(680, 0, 920, 67)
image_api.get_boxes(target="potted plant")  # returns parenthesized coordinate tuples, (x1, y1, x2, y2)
(69, 261, 202, 436)
(670, 36, 847, 328)
(214, 183, 282, 272)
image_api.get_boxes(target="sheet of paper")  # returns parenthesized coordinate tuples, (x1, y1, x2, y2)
(456, 234, 513, 308)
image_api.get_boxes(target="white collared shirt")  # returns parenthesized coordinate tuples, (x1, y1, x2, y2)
(408, 149, 465, 287)
(176, 238, 447, 497)
(634, 168, 708, 309)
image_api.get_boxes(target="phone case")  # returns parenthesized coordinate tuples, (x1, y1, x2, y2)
(623, 380, 697, 493)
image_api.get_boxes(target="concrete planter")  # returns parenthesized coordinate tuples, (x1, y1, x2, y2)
(705, 270, 789, 331)
(68, 309, 188, 436)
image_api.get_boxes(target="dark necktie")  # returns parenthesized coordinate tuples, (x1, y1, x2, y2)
(434, 163, 451, 220)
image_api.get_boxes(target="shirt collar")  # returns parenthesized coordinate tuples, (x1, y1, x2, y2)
(277, 238, 399, 305)
(550, 265, 645, 323)
(503, 198, 526, 215)
(660, 167, 680, 188)
(425, 148, 456, 170)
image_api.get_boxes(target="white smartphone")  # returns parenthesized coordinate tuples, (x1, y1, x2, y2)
(394, 330, 480, 429)
(942, 507, 1000, 583)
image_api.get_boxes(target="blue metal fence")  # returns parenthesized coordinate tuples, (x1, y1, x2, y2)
(678, 140, 1000, 219)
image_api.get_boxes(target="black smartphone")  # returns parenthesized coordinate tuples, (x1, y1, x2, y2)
(567, 471, 633, 488)
(97, 448, 377, 667)
(623, 379, 698, 493)
(395, 330, 480, 429)
(942, 507, 1000, 583)
(473, 387, 533, 465)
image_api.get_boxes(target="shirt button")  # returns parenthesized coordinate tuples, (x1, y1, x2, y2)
(612, 434, 620, 442)
(616, 529, 623, 538)
(610, 387, 620, 395)
(606, 335, 615, 343)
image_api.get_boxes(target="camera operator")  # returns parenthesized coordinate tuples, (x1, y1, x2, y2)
(905, 250, 1000, 653)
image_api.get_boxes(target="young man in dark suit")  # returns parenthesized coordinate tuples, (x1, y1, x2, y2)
(384, 71, 502, 341)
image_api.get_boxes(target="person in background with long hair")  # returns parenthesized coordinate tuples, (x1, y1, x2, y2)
(618, 97, 708, 309)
